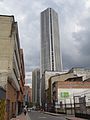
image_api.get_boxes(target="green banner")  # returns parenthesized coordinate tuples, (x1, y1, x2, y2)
(61, 92, 69, 98)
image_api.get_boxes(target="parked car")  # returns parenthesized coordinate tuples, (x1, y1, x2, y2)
(28, 108, 32, 112)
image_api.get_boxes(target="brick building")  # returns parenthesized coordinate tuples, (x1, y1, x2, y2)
(0, 87, 6, 120)
(17, 49, 25, 114)
(45, 68, 90, 113)
(0, 15, 24, 120)
(24, 86, 32, 107)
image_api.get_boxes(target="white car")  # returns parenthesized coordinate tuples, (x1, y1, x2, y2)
(28, 108, 32, 111)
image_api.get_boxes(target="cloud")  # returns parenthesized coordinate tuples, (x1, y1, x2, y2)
(59, 0, 90, 70)
(72, 15, 90, 68)
(0, 0, 90, 77)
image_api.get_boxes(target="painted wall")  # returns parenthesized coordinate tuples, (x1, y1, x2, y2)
(58, 88, 90, 104)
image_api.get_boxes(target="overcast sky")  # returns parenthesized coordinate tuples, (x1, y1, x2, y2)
(0, 0, 90, 83)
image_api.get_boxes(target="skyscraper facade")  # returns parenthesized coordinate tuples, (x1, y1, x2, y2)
(40, 8, 62, 106)
(40, 8, 62, 76)
(32, 68, 40, 105)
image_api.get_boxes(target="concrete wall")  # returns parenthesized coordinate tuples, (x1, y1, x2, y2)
(0, 16, 14, 73)
(0, 15, 21, 119)
(0, 16, 15, 91)
(0, 15, 20, 91)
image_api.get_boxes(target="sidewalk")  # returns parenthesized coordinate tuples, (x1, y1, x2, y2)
(10, 112, 30, 120)
(66, 116, 87, 120)
(44, 112, 88, 120)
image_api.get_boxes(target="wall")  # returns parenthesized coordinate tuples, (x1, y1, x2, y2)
(0, 16, 14, 73)
(0, 87, 6, 120)
(6, 81, 17, 119)
(57, 81, 90, 104)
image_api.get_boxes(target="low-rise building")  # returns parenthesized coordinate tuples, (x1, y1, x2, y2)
(0, 15, 23, 120)
(41, 70, 66, 107)
(24, 85, 32, 107)
(45, 68, 90, 114)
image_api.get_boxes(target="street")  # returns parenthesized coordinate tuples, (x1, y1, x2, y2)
(28, 111, 66, 120)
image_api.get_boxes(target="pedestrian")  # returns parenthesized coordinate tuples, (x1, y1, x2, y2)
(23, 106, 27, 115)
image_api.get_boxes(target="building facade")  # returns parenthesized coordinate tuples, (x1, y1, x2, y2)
(24, 85, 32, 106)
(0, 15, 23, 120)
(49, 78, 90, 115)
(0, 87, 6, 120)
(40, 8, 62, 106)
(32, 68, 40, 105)
(45, 68, 90, 114)
(17, 49, 25, 114)
(40, 8, 62, 76)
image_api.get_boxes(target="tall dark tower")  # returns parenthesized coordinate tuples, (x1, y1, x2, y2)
(41, 8, 62, 76)
(40, 8, 62, 106)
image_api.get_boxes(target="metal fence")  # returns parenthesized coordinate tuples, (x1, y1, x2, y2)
(74, 91, 90, 119)
(50, 90, 90, 119)
(54, 100, 75, 115)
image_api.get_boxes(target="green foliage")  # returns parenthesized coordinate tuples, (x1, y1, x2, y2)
(25, 102, 33, 108)
(29, 102, 33, 107)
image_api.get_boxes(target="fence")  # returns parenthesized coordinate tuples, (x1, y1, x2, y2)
(54, 99, 75, 115)
(51, 90, 90, 119)
(74, 91, 90, 119)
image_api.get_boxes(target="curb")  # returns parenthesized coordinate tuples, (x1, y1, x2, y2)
(44, 112, 66, 117)
(65, 117, 87, 120)
(27, 113, 31, 120)
(65, 118, 72, 120)
(44, 112, 87, 120)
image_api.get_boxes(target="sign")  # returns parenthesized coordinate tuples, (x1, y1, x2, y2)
(61, 92, 69, 98)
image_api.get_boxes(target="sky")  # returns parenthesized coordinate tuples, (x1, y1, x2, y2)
(0, 0, 90, 84)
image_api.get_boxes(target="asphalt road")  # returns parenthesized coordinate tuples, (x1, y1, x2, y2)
(28, 111, 66, 120)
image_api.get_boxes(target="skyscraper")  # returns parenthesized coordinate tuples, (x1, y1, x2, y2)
(40, 8, 62, 106)
(40, 8, 62, 76)
(32, 68, 40, 105)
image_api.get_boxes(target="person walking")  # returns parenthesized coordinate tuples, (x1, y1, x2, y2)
(23, 106, 27, 115)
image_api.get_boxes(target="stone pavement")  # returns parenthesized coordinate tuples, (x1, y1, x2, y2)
(10, 112, 30, 120)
